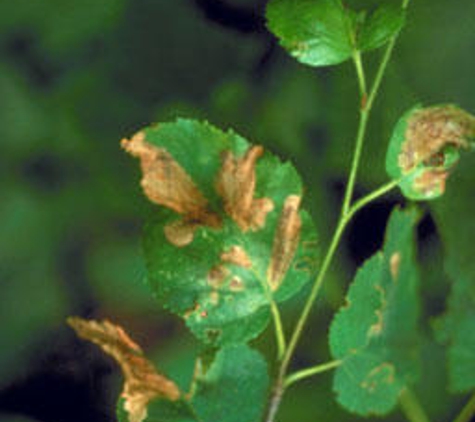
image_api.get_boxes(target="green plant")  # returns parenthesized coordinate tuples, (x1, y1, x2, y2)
(68, 1, 475, 421)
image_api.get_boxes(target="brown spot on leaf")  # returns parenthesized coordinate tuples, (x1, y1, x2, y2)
(360, 363, 396, 393)
(121, 132, 221, 245)
(183, 303, 200, 319)
(216, 145, 274, 231)
(163, 219, 198, 247)
(399, 105, 474, 172)
(209, 291, 220, 305)
(221, 246, 252, 268)
(229, 276, 244, 292)
(67, 317, 180, 422)
(390, 252, 401, 281)
(413, 169, 449, 197)
(207, 264, 230, 289)
(267, 195, 302, 291)
(367, 285, 387, 337)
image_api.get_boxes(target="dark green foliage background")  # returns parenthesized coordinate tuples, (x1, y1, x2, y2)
(0, 1, 474, 421)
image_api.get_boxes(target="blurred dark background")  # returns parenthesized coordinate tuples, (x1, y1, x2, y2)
(0, 1, 474, 421)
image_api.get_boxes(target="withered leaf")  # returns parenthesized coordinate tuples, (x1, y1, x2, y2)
(387, 104, 475, 200)
(68, 317, 180, 422)
(216, 146, 274, 232)
(267, 195, 302, 291)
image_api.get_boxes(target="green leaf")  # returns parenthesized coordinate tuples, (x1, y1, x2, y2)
(192, 344, 269, 422)
(329, 208, 420, 415)
(432, 155, 475, 392)
(434, 275, 475, 393)
(385, 104, 475, 200)
(124, 119, 318, 346)
(357, 5, 405, 51)
(116, 345, 269, 422)
(266, 0, 355, 67)
(266, 0, 405, 68)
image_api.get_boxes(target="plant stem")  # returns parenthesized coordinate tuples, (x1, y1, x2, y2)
(348, 179, 399, 220)
(353, 51, 367, 98)
(366, 0, 412, 111)
(264, 0, 411, 419)
(285, 360, 341, 388)
(341, 108, 370, 216)
(399, 388, 430, 422)
(453, 392, 475, 422)
(270, 300, 286, 360)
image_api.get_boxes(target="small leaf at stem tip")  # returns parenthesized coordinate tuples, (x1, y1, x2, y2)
(386, 104, 475, 200)
(123, 119, 319, 346)
(265, 0, 405, 68)
(329, 208, 421, 415)
(266, 0, 355, 67)
(356, 4, 406, 51)
(67, 317, 181, 422)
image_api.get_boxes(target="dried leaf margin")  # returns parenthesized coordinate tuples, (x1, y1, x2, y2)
(68, 317, 181, 422)
(386, 104, 475, 200)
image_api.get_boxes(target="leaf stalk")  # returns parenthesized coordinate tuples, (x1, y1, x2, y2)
(284, 360, 341, 388)
(399, 388, 431, 422)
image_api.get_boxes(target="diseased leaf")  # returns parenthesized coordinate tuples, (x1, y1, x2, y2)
(329, 208, 420, 415)
(192, 344, 269, 422)
(431, 155, 475, 392)
(67, 317, 181, 422)
(357, 4, 405, 51)
(386, 104, 475, 200)
(266, 0, 355, 67)
(123, 119, 318, 346)
(115, 343, 268, 422)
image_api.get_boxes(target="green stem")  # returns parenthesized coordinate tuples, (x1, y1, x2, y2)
(264, 178, 398, 422)
(265, 1, 411, 419)
(285, 360, 341, 388)
(341, 108, 370, 216)
(353, 50, 367, 98)
(399, 388, 430, 422)
(348, 179, 399, 220)
(366, 0, 412, 111)
(270, 300, 286, 360)
(453, 392, 475, 422)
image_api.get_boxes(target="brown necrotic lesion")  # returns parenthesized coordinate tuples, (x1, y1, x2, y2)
(267, 195, 302, 291)
(398, 105, 475, 195)
(399, 105, 474, 171)
(216, 145, 274, 232)
(67, 317, 181, 422)
(121, 131, 221, 247)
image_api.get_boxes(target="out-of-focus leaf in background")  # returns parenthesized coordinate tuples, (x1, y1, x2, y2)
(0, 0, 474, 421)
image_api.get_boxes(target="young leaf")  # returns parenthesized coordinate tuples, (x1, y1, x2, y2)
(357, 4, 405, 51)
(67, 317, 182, 422)
(123, 119, 318, 346)
(329, 208, 420, 415)
(386, 104, 475, 200)
(265, 0, 405, 68)
(191, 344, 269, 422)
(266, 0, 355, 67)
